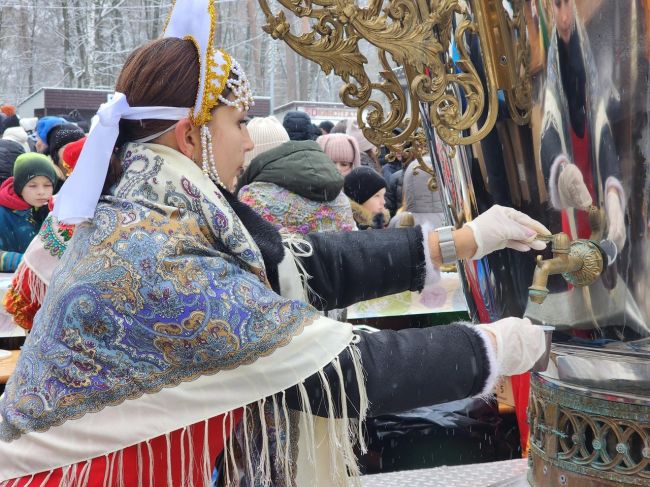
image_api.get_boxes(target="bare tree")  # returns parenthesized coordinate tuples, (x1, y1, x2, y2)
(0, 0, 346, 109)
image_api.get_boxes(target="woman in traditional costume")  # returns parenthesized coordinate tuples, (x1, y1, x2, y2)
(0, 1, 549, 485)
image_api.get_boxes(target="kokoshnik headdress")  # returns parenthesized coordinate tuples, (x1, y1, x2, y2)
(53, 0, 255, 224)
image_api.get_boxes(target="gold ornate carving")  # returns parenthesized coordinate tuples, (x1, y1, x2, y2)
(258, 0, 532, 158)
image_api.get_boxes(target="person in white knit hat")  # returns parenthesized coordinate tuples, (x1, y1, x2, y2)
(243, 116, 290, 169)
(2, 126, 30, 153)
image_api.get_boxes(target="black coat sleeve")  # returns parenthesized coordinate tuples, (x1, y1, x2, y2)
(284, 324, 493, 418)
(299, 226, 426, 311)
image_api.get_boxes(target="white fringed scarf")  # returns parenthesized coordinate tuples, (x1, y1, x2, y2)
(0, 144, 368, 486)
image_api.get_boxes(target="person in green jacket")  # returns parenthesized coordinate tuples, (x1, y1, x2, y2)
(237, 117, 356, 234)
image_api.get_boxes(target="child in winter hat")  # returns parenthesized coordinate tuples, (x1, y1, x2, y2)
(343, 166, 389, 229)
(12, 153, 57, 202)
(317, 133, 361, 176)
(4, 139, 85, 328)
(0, 153, 57, 272)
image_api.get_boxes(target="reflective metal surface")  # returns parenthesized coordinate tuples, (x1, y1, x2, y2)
(425, 0, 650, 342)
(448, 0, 650, 340)
(528, 232, 604, 304)
(543, 344, 650, 399)
(517, 0, 650, 340)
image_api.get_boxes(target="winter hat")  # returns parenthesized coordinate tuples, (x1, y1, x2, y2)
(47, 123, 85, 166)
(35, 116, 67, 146)
(282, 111, 313, 141)
(1, 114, 20, 134)
(346, 119, 375, 153)
(60, 136, 87, 175)
(19, 117, 38, 133)
(344, 166, 387, 205)
(12, 153, 57, 195)
(244, 116, 290, 167)
(317, 134, 361, 168)
(319, 121, 334, 134)
(0, 105, 15, 117)
(2, 126, 30, 152)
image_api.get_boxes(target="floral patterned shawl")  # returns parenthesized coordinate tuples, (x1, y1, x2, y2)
(0, 143, 363, 485)
(239, 181, 356, 235)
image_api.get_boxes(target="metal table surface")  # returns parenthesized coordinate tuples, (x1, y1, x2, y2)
(361, 459, 529, 487)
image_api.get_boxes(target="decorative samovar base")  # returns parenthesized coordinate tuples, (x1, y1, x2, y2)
(527, 345, 650, 486)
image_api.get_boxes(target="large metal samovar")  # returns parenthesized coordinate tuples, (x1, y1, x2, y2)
(259, 1, 650, 484)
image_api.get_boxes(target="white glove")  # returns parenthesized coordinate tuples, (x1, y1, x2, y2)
(606, 189, 626, 252)
(557, 163, 592, 209)
(465, 205, 551, 260)
(477, 317, 547, 376)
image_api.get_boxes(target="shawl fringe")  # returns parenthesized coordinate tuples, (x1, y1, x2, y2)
(0, 344, 368, 487)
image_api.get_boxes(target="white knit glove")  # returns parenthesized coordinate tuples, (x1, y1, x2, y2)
(606, 189, 626, 252)
(557, 163, 593, 209)
(477, 318, 546, 376)
(465, 205, 551, 260)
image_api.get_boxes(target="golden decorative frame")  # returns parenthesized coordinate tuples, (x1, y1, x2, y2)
(258, 0, 532, 182)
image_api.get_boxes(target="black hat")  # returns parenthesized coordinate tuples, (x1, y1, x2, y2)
(1, 114, 20, 134)
(47, 123, 85, 166)
(343, 166, 387, 204)
(282, 111, 313, 141)
(319, 121, 334, 134)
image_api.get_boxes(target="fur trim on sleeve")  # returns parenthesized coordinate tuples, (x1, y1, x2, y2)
(459, 323, 500, 398)
(420, 223, 441, 288)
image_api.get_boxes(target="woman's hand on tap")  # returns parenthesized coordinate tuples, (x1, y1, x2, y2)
(427, 205, 550, 266)
(464, 205, 551, 260)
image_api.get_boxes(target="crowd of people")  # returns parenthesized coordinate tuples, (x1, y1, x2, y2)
(245, 109, 436, 231)
(0, 1, 551, 485)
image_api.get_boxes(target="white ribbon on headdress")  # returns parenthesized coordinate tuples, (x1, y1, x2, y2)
(53, 92, 190, 224)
